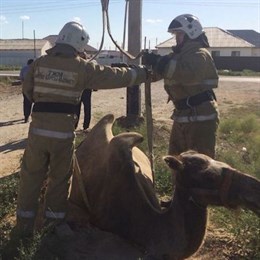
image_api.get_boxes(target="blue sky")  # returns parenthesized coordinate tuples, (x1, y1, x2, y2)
(0, 0, 259, 49)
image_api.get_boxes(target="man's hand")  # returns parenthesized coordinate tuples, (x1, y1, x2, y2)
(156, 56, 172, 74)
(142, 51, 160, 67)
(111, 63, 128, 68)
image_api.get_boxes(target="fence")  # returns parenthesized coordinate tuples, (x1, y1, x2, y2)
(213, 56, 260, 72)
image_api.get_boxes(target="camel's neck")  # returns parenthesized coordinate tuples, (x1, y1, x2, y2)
(172, 186, 208, 258)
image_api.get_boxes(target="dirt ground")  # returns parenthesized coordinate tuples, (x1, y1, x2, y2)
(0, 76, 260, 259)
(1, 77, 259, 178)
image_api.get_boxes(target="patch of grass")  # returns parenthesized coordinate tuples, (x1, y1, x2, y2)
(0, 173, 19, 219)
(218, 69, 260, 77)
(0, 65, 21, 71)
(0, 76, 18, 85)
(0, 173, 19, 256)
(218, 110, 260, 178)
(214, 105, 260, 257)
(210, 207, 260, 259)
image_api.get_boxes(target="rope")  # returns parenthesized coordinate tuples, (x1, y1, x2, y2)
(87, 0, 107, 62)
(144, 72, 155, 182)
(73, 154, 91, 214)
(103, 0, 155, 179)
(104, 0, 143, 60)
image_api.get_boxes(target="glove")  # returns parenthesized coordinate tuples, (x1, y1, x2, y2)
(111, 62, 128, 68)
(156, 56, 172, 75)
(142, 51, 160, 67)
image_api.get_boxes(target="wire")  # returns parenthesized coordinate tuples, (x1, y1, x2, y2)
(87, 0, 107, 62)
(2, 0, 257, 15)
(105, 0, 143, 60)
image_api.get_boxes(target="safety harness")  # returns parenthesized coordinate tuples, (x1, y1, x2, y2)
(173, 90, 216, 110)
(32, 102, 77, 114)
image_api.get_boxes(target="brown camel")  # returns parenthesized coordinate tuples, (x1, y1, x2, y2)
(68, 114, 260, 260)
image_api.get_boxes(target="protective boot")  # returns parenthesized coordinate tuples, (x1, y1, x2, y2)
(44, 218, 75, 241)
(12, 217, 35, 239)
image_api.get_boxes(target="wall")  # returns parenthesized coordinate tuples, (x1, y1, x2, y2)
(213, 56, 260, 72)
(0, 50, 36, 66)
(252, 48, 260, 56)
(96, 56, 123, 65)
(157, 47, 258, 57)
(209, 47, 253, 57)
(0, 42, 52, 66)
(157, 48, 170, 56)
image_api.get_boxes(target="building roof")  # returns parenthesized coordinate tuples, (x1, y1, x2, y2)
(227, 30, 260, 47)
(43, 35, 98, 52)
(0, 39, 49, 50)
(43, 35, 57, 46)
(156, 27, 254, 48)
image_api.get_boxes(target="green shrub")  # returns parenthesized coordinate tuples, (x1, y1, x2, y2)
(239, 115, 258, 134)
(0, 173, 19, 219)
(219, 118, 239, 134)
(0, 65, 21, 71)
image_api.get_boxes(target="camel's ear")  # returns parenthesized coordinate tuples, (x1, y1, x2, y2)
(163, 156, 184, 171)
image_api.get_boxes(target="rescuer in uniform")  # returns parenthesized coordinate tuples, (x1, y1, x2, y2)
(15, 21, 148, 237)
(143, 14, 219, 158)
(20, 58, 34, 123)
(74, 52, 94, 131)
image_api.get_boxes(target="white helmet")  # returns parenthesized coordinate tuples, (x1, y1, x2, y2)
(56, 21, 90, 52)
(168, 14, 203, 39)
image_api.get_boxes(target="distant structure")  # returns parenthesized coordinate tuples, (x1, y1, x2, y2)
(156, 27, 258, 57)
(155, 27, 260, 71)
(0, 35, 98, 67)
(227, 30, 260, 55)
(96, 50, 123, 65)
(0, 39, 51, 66)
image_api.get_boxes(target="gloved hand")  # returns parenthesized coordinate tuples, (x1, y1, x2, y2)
(111, 62, 128, 68)
(142, 51, 160, 67)
(156, 56, 172, 75)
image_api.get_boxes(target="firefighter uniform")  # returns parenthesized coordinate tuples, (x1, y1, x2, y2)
(143, 14, 219, 159)
(163, 41, 219, 158)
(16, 43, 147, 235)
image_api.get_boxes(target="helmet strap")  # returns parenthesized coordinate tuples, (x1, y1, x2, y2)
(172, 34, 189, 53)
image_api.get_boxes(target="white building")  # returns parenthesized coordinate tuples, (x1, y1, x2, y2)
(96, 50, 123, 65)
(156, 27, 258, 57)
(0, 39, 52, 66)
(227, 30, 260, 57)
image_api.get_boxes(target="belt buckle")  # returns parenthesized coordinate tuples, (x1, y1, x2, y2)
(186, 96, 193, 109)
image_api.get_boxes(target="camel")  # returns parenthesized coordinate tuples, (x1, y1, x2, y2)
(68, 114, 260, 260)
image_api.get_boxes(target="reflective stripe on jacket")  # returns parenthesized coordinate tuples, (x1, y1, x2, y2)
(22, 44, 147, 134)
(162, 41, 219, 122)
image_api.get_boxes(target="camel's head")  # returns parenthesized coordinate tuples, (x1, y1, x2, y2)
(164, 151, 260, 216)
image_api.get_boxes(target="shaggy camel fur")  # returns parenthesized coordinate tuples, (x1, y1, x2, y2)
(68, 114, 260, 260)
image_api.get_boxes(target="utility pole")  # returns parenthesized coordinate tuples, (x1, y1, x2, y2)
(33, 30, 36, 58)
(125, 0, 143, 127)
(22, 21, 24, 39)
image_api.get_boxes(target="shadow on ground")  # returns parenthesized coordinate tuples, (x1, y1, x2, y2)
(0, 139, 26, 154)
(0, 119, 24, 127)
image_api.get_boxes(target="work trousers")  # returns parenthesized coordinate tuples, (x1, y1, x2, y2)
(168, 119, 219, 158)
(75, 89, 92, 129)
(23, 93, 32, 119)
(17, 132, 74, 225)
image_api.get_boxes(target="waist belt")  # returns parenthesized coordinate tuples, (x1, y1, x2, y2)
(33, 102, 77, 114)
(174, 90, 216, 110)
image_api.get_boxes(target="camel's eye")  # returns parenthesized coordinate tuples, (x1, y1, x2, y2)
(184, 157, 208, 171)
